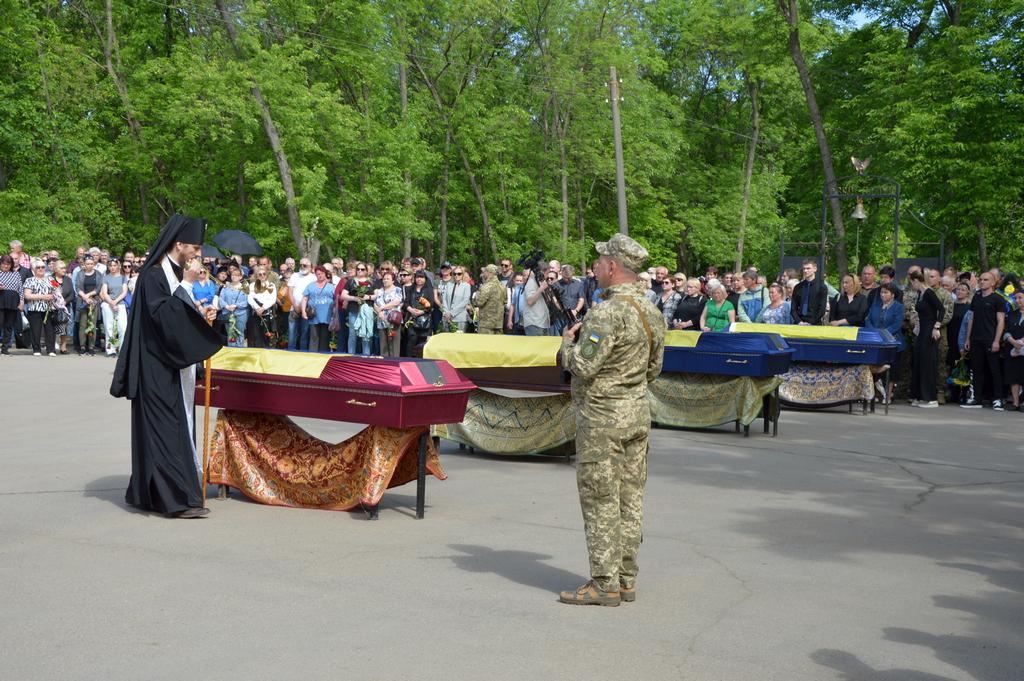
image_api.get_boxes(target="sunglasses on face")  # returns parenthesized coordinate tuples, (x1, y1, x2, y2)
(356, 267, 366, 271)
(454, 271, 464, 276)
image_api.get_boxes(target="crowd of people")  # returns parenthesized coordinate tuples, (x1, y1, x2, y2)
(1, 238, 1021, 412)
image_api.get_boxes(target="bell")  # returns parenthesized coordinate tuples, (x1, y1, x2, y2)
(851, 198, 867, 221)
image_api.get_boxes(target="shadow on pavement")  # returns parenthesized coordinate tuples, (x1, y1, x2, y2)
(83, 475, 131, 508)
(810, 649, 958, 680)
(443, 543, 582, 592)
(811, 563, 1024, 681)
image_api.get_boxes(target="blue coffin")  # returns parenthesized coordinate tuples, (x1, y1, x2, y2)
(662, 332, 795, 378)
(784, 328, 899, 365)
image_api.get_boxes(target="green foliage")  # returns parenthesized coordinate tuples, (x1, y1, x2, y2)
(0, 0, 1019, 276)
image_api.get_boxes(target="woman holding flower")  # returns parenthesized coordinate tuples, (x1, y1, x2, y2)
(50, 260, 73, 354)
(404, 270, 433, 356)
(373, 271, 404, 357)
(247, 266, 278, 348)
(100, 259, 128, 356)
(218, 268, 249, 347)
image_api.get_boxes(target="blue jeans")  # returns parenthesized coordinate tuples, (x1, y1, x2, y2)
(347, 311, 371, 355)
(288, 315, 310, 351)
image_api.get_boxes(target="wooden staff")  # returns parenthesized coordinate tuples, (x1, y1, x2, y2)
(201, 302, 215, 506)
(202, 355, 212, 506)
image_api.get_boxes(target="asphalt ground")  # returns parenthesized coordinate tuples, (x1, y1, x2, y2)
(1, 351, 1022, 681)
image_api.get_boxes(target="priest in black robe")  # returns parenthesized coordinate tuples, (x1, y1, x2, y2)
(111, 214, 222, 518)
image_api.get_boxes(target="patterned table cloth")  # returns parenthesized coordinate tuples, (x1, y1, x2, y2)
(647, 373, 781, 429)
(207, 410, 445, 510)
(777, 362, 875, 406)
(432, 389, 577, 456)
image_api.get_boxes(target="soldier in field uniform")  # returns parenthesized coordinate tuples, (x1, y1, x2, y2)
(558, 234, 665, 606)
(473, 264, 506, 335)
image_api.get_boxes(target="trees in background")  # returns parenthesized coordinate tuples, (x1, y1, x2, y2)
(1, 0, 1020, 274)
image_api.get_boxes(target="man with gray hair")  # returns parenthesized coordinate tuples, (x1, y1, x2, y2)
(558, 233, 665, 606)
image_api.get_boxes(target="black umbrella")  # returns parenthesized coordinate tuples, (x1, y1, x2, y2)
(213, 229, 263, 255)
(201, 244, 226, 260)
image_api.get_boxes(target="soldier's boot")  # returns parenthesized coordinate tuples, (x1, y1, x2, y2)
(619, 585, 636, 602)
(558, 580, 620, 606)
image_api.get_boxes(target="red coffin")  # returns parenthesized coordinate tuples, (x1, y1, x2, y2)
(197, 355, 476, 428)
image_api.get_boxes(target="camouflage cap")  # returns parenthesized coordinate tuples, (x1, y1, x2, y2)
(595, 233, 649, 272)
(481, 264, 499, 275)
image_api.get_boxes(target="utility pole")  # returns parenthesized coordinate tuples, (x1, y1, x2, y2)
(609, 66, 628, 235)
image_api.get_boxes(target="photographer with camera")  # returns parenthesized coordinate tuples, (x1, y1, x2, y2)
(517, 251, 551, 336)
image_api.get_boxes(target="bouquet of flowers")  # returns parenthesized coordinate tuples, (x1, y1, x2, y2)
(404, 295, 432, 330)
(353, 280, 373, 303)
(947, 356, 971, 387)
(108, 313, 120, 348)
(438, 308, 459, 333)
(84, 304, 98, 339)
(258, 314, 278, 348)
(227, 312, 242, 345)
(329, 332, 338, 352)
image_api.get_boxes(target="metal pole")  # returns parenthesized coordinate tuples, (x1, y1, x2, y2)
(609, 66, 628, 235)
(893, 191, 901, 266)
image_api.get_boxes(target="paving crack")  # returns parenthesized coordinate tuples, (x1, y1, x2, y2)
(892, 463, 1024, 512)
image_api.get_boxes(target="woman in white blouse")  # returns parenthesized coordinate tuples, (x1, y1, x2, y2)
(247, 266, 278, 348)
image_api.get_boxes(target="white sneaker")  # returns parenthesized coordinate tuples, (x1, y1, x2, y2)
(47, 352, 56, 357)
(32, 352, 41, 356)
(917, 401, 939, 408)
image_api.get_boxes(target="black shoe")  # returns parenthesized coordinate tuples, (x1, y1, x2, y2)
(86, 350, 95, 356)
(167, 507, 210, 519)
(993, 400, 1005, 411)
(961, 399, 981, 409)
(0, 347, 8, 355)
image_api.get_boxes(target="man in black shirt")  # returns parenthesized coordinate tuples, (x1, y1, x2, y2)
(962, 270, 1006, 409)
(790, 259, 828, 325)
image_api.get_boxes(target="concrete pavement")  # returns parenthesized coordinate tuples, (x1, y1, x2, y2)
(0, 352, 1021, 680)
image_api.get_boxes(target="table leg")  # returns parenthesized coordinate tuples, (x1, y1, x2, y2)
(772, 387, 780, 437)
(734, 419, 740, 433)
(862, 399, 867, 415)
(361, 503, 379, 520)
(763, 395, 770, 434)
(416, 432, 427, 520)
(743, 423, 750, 437)
(217, 484, 229, 500)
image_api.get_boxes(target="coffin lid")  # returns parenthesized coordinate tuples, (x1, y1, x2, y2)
(209, 347, 474, 394)
(424, 333, 561, 368)
(731, 323, 896, 345)
(667, 330, 793, 352)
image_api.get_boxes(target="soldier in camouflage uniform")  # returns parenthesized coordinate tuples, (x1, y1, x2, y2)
(558, 234, 665, 607)
(473, 264, 506, 335)
(928, 268, 954, 402)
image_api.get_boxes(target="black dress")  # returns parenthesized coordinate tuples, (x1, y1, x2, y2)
(671, 295, 706, 329)
(830, 292, 868, 326)
(1003, 309, 1024, 385)
(911, 287, 944, 402)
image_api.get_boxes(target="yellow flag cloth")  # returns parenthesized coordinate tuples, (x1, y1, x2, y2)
(732, 322, 860, 341)
(423, 333, 562, 368)
(209, 347, 333, 378)
(664, 330, 703, 348)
